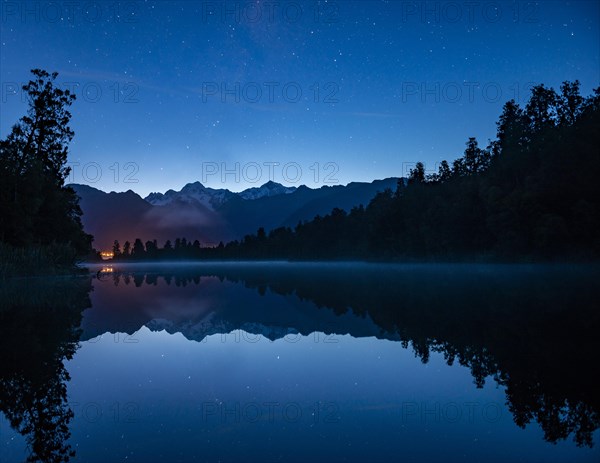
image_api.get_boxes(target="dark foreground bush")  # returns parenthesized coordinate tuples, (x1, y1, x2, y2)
(0, 242, 84, 278)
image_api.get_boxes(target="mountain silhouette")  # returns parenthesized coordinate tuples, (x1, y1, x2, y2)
(71, 178, 399, 250)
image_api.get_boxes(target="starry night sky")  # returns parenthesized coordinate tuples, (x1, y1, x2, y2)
(1, 0, 598, 196)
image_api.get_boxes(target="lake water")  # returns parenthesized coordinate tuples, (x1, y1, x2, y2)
(1, 262, 599, 462)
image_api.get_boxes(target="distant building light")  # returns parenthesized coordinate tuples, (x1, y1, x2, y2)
(100, 251, 114, 260)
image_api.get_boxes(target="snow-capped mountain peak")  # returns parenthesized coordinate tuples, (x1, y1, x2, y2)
(145, 182, 234, 210)
(145, 181, 297, 208)
(239, 181, 297, 200)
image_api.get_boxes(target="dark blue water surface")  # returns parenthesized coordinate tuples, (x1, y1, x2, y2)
(1, 262, 599, 462)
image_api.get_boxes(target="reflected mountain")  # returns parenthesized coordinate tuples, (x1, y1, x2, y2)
(1, 263, 598, 463)
(86, 262, 600, 448)
(83, 264, 398, 344)
(0, 277, 92, 463)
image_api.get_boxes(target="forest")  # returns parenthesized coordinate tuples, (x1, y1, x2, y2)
(111, 81, 600, 262)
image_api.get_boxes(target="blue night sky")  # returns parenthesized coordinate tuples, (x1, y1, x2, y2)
(1, 0, 598, 196)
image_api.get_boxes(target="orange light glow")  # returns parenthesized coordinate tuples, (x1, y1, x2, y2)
(100, 251, 114, 260)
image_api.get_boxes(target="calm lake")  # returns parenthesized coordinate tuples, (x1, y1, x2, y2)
(1, 262, 599, 462)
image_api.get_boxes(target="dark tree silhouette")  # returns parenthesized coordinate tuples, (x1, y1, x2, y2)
(132, 238, 145, 259)
(408, 161, 426, 184)
(112, 240, 121, 259)
(557, 80, 584, 127)
(429, 160, 452, 183)
(122, 240, 131, 258)
(0, 69, 92, 264)
(495, 99, 529, 156)
(526, 83, 559, 133)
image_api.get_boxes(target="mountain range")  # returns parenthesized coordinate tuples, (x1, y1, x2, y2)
(71, 178, 400, 251)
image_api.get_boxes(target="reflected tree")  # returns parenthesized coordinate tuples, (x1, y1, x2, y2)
(0, 277, 92, 462)
(89, 264, 600, 447)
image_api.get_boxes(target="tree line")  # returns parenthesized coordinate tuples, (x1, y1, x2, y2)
(110, 237, 212, 261)
(113, 80, 600, 262)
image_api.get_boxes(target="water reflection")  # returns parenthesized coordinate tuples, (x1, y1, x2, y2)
(1, 263, 599, 462)
(88, 263, 600, 448)
(0, 277, 92, 463)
